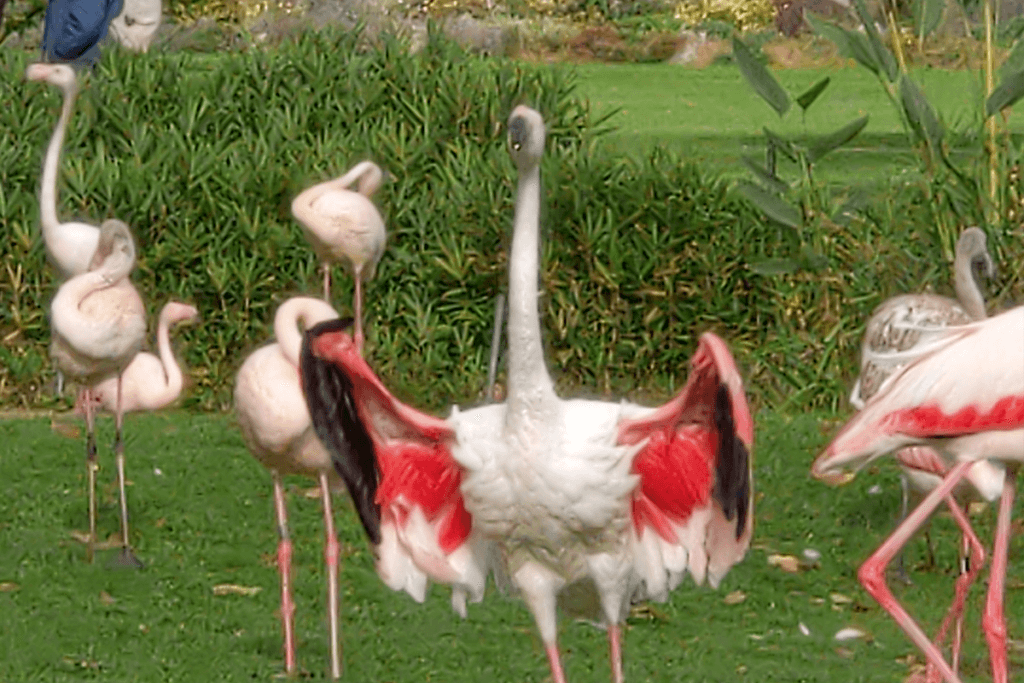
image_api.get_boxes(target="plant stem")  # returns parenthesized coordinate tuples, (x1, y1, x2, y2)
(985, 0, 998, 222)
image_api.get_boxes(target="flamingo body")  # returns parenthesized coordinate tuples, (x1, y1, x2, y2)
(301, 106, 754, 682)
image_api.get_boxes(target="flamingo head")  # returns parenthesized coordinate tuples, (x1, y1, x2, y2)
(25, 63, 78, 95)
(508, 105, 545, 171)
(89, 219, 137, 278)
(958, 226, 995, 282)
(164, 302, 200, 327)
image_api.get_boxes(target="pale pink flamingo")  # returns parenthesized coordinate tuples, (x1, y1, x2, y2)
(849, 227, 1002, 675)
(80, 301, 199, 414)
(300, 106, 754, 683)
(26, 62, 100, 279)
(813, 305, 1024, 683)
(291, 161, 386, 350)
(50, 219, 147, 566)
(234, 296, 352, 679)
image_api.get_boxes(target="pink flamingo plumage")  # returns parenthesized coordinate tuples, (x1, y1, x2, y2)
(291, 161, 386, 351)
(50, 218, 147, 566)
(300, 106, 754, 683)
(813, 305, 1024, 683)
(234, 296, 352, 679)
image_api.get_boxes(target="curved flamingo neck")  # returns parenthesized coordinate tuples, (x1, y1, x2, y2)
(953, 252, 986, 320)
(151, 307, 185, 404)
(276, 298, 339, 367)
(40, 82, 77, 245)
(505, 161, 556, 428)
(338, 161, 383, 196)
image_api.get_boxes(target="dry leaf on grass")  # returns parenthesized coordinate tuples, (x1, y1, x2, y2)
(99, 591, 116, 605)
(723, 590, 746, 605)
(767, 553, 801, 573)
(834, 626, 869, 641)
(0, 582, 19, 592)
(212, 584, 262, 597)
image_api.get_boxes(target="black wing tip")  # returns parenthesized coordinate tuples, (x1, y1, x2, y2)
(299, 319, 381, 545)
(713, 384, 751, 541)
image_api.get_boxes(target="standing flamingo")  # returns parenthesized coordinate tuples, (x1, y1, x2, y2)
(848, 227, 1001, 677)
(235, 297, 356, 680)
(300, 106, 754, 683)
(80, 301, 199, 414)
(50, 218, 147, 566)
(813, 305, 1024, 683)
(26, 62, 100, 279)
(291, 160, 386, 350)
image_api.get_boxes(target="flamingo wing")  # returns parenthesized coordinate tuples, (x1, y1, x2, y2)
(814, 306, 1024, 482)
(301, 320, 484, 612)
(617, 332, 754, 596)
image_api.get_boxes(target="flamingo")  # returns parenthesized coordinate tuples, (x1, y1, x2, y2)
(812, 305, 1024, 683)
(299, 106, 754, 683)
(79, 301, 199, 414)
(234, 297, 357, 680)
(291, 160, 386, 350)
(50, 218, 147, 566)
(848, 227, 1001, 677)
(26, 62, 100, 280)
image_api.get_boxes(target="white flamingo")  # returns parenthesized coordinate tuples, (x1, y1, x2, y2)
(234, 297, 351, 679)
(291, 161, 386, 350)
(300, 106, 754, 683)
(26, 62, 100, 279)
(50, 219, 147, 566)
(813, 305, 1024, 683)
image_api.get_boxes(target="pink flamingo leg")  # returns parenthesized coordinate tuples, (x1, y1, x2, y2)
(353, 275, 364, 353)
(608, 623, 624, 683)
(272, 473, 296, 675)
(84, 388, 97, 563)
(545, 644, 568, 683)
(925, 499, 986, 683)
(858, 459, 974, 683)
(322, 263, 331, 303)
(983, 467, 1016, 683)
(319, 473, 342, 679)
(111, 375, 142, 568)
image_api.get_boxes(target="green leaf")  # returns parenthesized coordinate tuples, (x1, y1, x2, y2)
(899, 74, 943, 150)
(987, 69, 1024, 116)
(732, 36, 790, 117)
(851, 0, 899, 81)
(749, 257, 801, 275)
(737, 181, 803, 229)
(796, 77, 830, 112)
(912, 0, 944, 42)
(806, 13, 881, 78)
(807, 115, 869, 163)
(763, 127, 799, 162)
(741, 156, 791, 194)
(1000, 39, 1024, 80)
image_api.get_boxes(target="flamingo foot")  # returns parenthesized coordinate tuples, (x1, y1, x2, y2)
(108, 546, 144, 569)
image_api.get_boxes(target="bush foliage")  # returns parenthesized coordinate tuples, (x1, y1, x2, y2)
(1, 28, 1018, 415)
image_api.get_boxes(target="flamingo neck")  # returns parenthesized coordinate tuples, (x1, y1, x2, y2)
(152, 309, 185, 405)
(40, 83, 76, 245)
(953, 255, 986, 320)
(505, 162, 556, 427)
(275, 298, 338, 367)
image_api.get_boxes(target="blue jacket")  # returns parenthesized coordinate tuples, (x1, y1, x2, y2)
(41, 0, 124, 67)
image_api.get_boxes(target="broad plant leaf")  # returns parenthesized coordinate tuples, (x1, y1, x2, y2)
(899, 74, 943, 151)
(807, 115, 869, 163)
(851, 0, 899, 81)
(763, 127, 799, 162)
(749, 257, 801, 275)
(806, 13, 881, 78)
(1000, 39, 1024, 80)
(737, 181, 803, 229)
(732, 36, 790, 117)
(741, 156, 791, 194)
(912, 0, 944, 42)
(796, 76, 830, 112)
(987, 69, 1024, 116)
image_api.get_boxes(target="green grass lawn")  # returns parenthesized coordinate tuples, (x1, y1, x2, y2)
(571, 62, 1021, 190)
(1, 410, 1020, 681)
